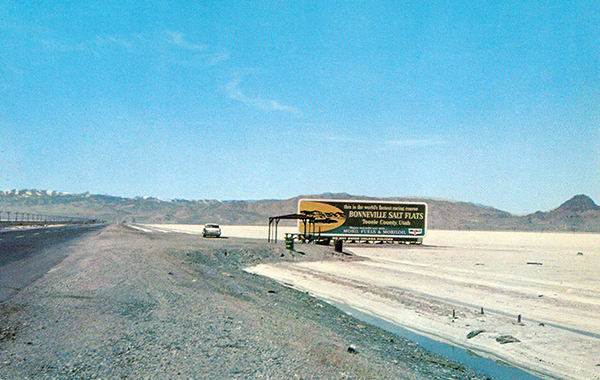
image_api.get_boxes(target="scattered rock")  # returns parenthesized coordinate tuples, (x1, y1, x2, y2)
(167, 272, 173, 275)
(467, 329, 485, 339)
(577, 252, 584, 256)
(539, 323, 545, 327)
(527, 262, 543, 265)
(267, 290, 277, 294)
(347, 345, 357, 354)
(496, 335, 520, 344)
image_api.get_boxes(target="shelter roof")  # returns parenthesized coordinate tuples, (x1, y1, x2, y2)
(269, 213, 314, 221)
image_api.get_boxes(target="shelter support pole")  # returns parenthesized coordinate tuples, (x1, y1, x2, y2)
(268, 218, 272, 242)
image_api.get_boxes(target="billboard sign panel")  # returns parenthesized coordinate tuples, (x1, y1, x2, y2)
(298, 199, 427, 238)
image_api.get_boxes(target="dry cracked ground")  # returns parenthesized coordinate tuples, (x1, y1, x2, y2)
(0, 225, 491, 379)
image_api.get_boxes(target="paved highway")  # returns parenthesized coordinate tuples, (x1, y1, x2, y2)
(0, 224, 106, 302)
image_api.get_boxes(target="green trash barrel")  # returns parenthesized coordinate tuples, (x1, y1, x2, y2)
(285, 237, 294, 251)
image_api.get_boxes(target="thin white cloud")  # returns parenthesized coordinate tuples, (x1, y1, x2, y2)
(102, 36, 134, 49)
(308, 132, 447, 149)
(42, 34, 139, 54)
(315, 134, 366, 144)
(207, 51, 231, 66)
(41, 31, 229, 67)
(385, 138, 447, 148)
(164, 31, 206, 52)
(42, 39, 87, 53)
(163, 31, 230, 67)
(225, 78, 300, 115)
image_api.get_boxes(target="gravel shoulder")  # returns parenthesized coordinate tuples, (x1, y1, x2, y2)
(0, 224, 489, 379)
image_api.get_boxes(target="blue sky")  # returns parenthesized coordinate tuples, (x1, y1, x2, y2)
(1, 1, 598, 213)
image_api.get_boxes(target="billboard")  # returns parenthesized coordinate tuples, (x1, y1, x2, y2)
(298, 199, 427, 238)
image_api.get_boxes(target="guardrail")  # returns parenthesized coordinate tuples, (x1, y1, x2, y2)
(0, 210, 102, 226)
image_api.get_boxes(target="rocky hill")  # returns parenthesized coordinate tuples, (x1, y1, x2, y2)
(515, 194, 600, 232)
(1, 189, 598, 232)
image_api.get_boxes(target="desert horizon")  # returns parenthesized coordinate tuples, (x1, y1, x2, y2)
(2, 190, 600, 234)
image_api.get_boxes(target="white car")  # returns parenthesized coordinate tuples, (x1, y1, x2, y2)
(202, 224, 221, 238)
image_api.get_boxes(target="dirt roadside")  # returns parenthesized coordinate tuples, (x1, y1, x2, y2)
(0, 224, 490, 379)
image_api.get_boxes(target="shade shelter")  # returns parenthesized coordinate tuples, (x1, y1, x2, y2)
(267, 213, 315, 243)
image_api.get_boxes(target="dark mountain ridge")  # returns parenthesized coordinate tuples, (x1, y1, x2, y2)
(551, 194, 600, 214)
(1, 189, 598, 232)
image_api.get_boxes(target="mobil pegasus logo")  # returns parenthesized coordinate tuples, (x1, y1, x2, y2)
(298, 201, 346, 232)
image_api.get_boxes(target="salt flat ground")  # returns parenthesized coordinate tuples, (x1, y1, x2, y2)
(140, 225, 600, 380)
(140, 224, 297, 240)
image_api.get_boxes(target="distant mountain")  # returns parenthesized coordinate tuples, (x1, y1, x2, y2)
(551, 194, 600, 214)
(516, 195, 600, 232)
(1, 190, 599, 232)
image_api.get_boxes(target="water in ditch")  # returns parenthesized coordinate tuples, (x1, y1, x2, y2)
(330, 301, 553, 380)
